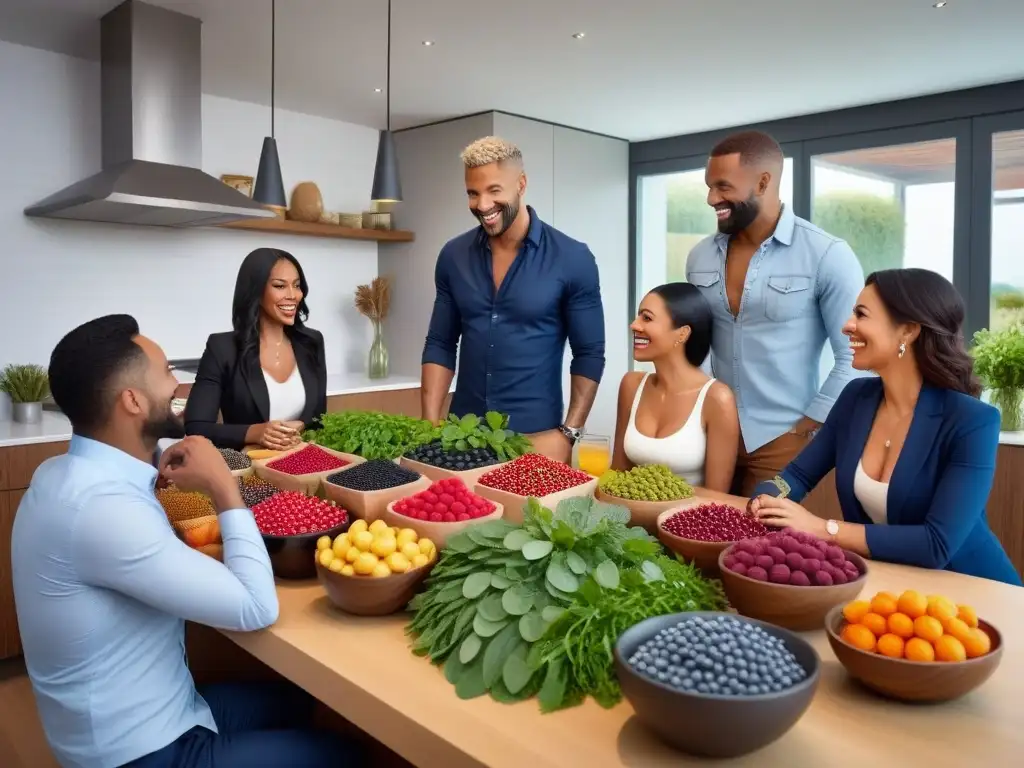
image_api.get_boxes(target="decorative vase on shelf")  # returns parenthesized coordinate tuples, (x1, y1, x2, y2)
(368, 319, 389, 380)
(991, 387, 1023, 432)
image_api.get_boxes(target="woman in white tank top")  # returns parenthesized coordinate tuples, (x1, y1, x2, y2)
(611, 283, 740, 492)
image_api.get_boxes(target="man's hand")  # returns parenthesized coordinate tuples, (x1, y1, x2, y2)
(791, 417, 821, 438)
(159, 436, 244, 512)
(527, 429, 573, 465)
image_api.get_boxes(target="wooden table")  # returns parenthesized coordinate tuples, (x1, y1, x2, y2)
(218, 494, 1024, 768)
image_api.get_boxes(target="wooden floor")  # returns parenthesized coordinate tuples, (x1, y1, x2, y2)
(0, 658, 58, 768)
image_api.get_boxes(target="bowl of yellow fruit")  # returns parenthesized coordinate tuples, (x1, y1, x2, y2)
(314, 518, 438, 616)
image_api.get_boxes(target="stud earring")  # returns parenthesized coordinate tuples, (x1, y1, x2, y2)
(898, 342, 906, 359)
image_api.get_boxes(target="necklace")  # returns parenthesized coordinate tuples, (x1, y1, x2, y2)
(881, 405, 914, 450)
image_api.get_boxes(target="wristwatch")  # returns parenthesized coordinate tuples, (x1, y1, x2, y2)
(825, 519, 840, 540)
(558, 424, 584, 444)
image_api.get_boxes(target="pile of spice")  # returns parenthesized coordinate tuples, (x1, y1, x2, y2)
(219, 448, 252, 471)
(157, 487, 214, 522)
(237, 475, 282, 507)
(266, 445, 349, 475)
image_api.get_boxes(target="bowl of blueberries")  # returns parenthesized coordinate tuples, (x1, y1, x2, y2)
(614, 612, 821, 758)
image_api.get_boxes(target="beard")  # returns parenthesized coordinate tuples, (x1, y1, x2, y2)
(473, 198, 520, 237)
(142, 399, 185, 442)
(716, 193, 760, 235)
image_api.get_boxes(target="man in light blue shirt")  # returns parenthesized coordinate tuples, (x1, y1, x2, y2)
(12, 315, 351, 767)
(686, 131, 865, 496)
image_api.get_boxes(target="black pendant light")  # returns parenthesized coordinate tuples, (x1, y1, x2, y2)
(371, 0, 402, 203)
(253, 0, 286, 210)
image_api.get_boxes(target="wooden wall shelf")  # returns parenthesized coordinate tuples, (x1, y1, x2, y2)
(217, 218, 414, 242)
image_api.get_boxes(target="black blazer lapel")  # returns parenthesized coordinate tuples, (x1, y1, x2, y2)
(886, 385, 943, 524)
(241, 353, 270, 422)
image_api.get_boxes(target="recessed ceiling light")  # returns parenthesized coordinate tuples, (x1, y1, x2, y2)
(422, 40, 434, 46)
(933, 1, 946, 6)
(572, 32, 585, 39)
(374, 87, 382, 93)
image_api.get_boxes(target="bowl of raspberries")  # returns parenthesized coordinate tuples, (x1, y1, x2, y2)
(718, 528, 869, 631)
(383, 477, 503, 548)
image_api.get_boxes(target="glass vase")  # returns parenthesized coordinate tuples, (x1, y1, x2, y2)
(991, 387, 1023, 432)
(368, 319, 389, 379)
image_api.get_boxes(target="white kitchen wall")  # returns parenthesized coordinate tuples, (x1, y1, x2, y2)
(383, 112, 629, 436)
(0, 40, 381, 373)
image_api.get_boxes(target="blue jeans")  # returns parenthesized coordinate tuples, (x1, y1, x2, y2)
(123, 682, 358, 767)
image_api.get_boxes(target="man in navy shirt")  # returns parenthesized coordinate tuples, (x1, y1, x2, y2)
(421, 136, 605, 462)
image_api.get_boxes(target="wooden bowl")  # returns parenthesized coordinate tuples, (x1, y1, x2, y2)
(253, 443, 364, 495)
(655, 498, 738, 574)
(614, 611, 821, 758)
(824, 605, 1004, 702)
(322, 473, 431, 523)
(473, 477, 597, 524)
(595, 487, 696, 533)
(399, 456, 505, 485)
(718, 546, 868, 631)
(263, 521, 350, 580)
(317, 559, 436, 616)
(381, 500, 504, 549)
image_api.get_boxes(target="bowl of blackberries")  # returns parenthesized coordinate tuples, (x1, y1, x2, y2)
(718, 529, 868, 631)
(400, 440, 504, 483)
(322, 459, 431, 522)
(614, 612, 820, 758)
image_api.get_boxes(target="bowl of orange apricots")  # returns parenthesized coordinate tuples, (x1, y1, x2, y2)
(825, 589, 1003, 703)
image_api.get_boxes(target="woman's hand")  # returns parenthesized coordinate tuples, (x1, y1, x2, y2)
(749, 495, 827, 537)
(256, 421, 301, 450)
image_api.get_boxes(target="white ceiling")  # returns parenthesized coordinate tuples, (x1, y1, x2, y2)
(2, 0, 1023, 141)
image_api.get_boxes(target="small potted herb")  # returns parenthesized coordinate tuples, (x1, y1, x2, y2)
(972, 326, 1024, 431)
(0, 364, 50, 424)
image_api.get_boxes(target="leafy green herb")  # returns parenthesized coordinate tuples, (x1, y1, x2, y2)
(972, 326, 1024, 391)
(430, 411, 533, 462)
(303, 410, 434, 460)
(530, 557, 727, 712)
(406, 495, 717, 712)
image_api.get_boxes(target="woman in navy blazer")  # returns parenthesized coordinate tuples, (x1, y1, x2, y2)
(750, 269, 1021, 586)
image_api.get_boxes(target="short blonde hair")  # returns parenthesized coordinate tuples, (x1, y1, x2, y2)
(460, 136, 523, 168)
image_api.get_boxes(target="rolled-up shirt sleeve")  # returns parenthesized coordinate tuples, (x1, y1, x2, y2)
(421, 247, 461, 371)
(806, 240, 865, 423)
(73, 494, 279, 632)
(566, 246, 605, 383)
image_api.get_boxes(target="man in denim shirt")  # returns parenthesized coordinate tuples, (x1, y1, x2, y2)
(686, 131, 865, 495)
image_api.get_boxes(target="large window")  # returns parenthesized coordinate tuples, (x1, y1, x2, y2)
(810, 138, 956, 282)
(989, 129, 1024, 331)
(636, 158, 794, 302)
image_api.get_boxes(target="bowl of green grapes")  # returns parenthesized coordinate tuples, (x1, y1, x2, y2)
(595, 465, 695, 533)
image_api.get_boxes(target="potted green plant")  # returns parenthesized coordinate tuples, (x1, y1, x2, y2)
(972, 326, 1024, 431)
(0, 364, 50, 424)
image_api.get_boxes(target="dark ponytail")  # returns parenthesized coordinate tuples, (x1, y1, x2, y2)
(866, 269, 981, 397)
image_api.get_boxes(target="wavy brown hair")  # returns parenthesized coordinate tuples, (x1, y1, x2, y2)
(866, 268, 981, 397)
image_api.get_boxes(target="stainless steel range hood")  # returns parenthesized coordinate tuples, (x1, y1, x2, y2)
(24, 0, 276, 228)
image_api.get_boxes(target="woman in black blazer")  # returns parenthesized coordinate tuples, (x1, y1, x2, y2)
(184, 248, 328, 450)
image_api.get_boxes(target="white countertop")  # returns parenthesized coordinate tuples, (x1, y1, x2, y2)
(0, 373, 424, 448)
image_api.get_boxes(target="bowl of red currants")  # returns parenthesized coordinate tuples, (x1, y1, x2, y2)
(252, 490, 351, 579)
(717, 529, 868, 631)
(252, 443, 364, 495)
(656, 500, 771, 574)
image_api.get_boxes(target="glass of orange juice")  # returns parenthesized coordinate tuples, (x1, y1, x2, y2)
(576, 435, 611, 477)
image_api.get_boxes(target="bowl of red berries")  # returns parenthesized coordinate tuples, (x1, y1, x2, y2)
(718, 529, 868, 631)
(253, 443, 363, 495)
(656, 500, 772, 575)
(252, 490, 351, 579)
(383, 477, 504, 548)
(472, 453, 597, 524)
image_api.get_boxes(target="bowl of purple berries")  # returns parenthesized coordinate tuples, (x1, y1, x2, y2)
(718, 529, 869, 632)
(656, 500, 772, 574)
(614, 612, 821, 758)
